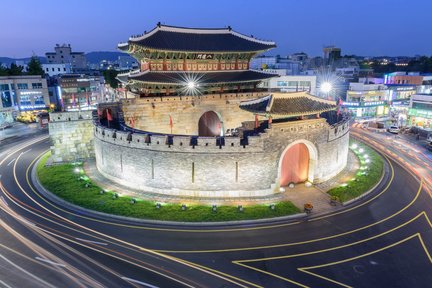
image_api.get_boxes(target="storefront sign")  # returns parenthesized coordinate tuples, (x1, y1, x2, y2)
(408, 108, 432, 118)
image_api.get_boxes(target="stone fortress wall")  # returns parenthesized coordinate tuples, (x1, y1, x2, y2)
(49, 111, 95, 162)
(122, 91, 269, 135)
(94, 117, 349, 198)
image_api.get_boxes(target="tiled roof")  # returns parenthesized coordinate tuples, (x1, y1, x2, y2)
(118, 24, 276, 52)
(128, 70, 277, 85)
(240, 92, 337, 117)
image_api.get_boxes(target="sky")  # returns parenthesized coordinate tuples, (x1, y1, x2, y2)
(1, 0, 432, 58)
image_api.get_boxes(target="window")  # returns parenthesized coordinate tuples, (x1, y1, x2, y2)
(46, 68, 49, 72)
(0, 84, 9, 91)
(58, 68, 61, 71)
(61, 55, 64, 58)
(34, 95, 45, 104)
(32, 83, 43, 89)
(63, 68, 66, 71)
(20, 95, 31, 105)
(1, 91, 12, 108)
(52, 68, 55, 71)
(17, 83, 28, 89)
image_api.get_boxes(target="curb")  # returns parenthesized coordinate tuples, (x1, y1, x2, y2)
(342, 137, 389, 206)
(32, 156, 307, 227)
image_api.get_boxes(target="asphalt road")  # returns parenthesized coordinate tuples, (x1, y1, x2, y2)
(0, 129, 430, 288)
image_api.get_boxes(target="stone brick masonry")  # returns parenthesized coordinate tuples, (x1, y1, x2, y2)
(93, 118, 349, 198)
(49, 111, 94, 162)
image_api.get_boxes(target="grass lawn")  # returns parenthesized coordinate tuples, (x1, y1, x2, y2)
(327, 139, 384, 202)
(37, 152, 300, 222)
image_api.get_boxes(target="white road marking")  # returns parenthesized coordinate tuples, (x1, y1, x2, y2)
(121, 277, 160, 288)
(0, 254, 57, 288)
(0, 280, 13, 288)
(75, 238, 108, 246)
(6, 158, 15, 166)
(35, 256, 66, 267)
(22, 148, 32, 155)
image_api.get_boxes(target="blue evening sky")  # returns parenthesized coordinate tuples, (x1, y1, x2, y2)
(1, 0, 431, 58)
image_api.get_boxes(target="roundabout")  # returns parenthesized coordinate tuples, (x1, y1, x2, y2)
(0, 130, 430, 287)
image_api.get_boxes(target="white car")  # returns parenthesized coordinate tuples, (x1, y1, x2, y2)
(388, 125, 400, 134)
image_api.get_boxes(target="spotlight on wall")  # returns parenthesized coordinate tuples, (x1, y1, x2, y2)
(212, 204, 217, 212)
(187, 81, 196, 89)
(156, 202, 161, 209)
(181, 204, 187, 211)
(365, 159, 370, 163)
(74, 167, 81, 174)
(320, 82, 332, 93)
(269, 204, 275, 210)
(238, 205, 244, 212)
(130, 198, 137, 204)
(358, 148, 364, 153)
(351, 143, 358, 149)
(112, 193, 119, 199)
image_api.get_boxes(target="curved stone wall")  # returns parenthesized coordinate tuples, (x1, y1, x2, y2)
(93, 118, 350, 198)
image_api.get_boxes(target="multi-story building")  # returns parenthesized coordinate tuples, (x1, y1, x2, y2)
(42, 63, 72, 77)
(408, 93, 432, 128)
(58, 74, 104, 111)
(323, 46, 341, 63)
(343, 82, 389, 118)
(259, 75, 317, 95)
(250, 55, 302, 75)
(46, 44, 87, 72)
(0, 76, 49, 125)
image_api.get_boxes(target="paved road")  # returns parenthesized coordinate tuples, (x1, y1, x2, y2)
(0, 130, 430, 287)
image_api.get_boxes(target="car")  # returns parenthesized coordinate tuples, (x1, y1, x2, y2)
(388, 125, 400, 134)
(427, 143, 432, 152)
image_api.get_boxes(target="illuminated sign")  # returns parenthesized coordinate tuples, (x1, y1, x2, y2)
(408, 108, 432, 118)
(363, 101, 385, 106)
(342, 102, 360, 107)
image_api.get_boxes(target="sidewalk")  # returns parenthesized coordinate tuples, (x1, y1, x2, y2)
(83, 150, 359, 213)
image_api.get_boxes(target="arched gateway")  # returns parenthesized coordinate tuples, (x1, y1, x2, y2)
(278, 140, 318, 186)
(198, 111, 222, 136)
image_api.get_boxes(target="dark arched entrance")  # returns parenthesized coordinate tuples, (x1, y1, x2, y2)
(280, 143, 310, 186)
(198, 111, 222, 136)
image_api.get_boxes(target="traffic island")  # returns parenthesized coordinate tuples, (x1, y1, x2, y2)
(327, 140, 384, 203)
(36, 152, 300, 222)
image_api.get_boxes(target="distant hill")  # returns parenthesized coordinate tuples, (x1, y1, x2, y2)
(85, 51, 135, 64)
(0, 56, 46, 67)
(0, 51, 136, 67)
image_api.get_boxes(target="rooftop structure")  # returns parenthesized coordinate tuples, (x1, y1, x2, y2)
(240, 92, 336, 118)
(117, 23, 278, 96)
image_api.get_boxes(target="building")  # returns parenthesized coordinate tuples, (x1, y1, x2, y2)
(50, 24, 349, 200)
(259, 75, 317, 95)
(0, 76, 49, 124)
(408, 94, 432, 128)
(42, 63, 72, 77)
(58, 74, 104, 111)
(323, 46, 341, 63)
(46, 44, 87, 72)
(384, 72, 424, 116)
(250, 55, 302, 75)
(344, 82, 389, 118)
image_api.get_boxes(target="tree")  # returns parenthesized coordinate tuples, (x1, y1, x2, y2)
(0, 63, 8, 76)
(103, 69, 119, 88)
(27, 56, 45, 76)
(8, 63, 24, 75)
